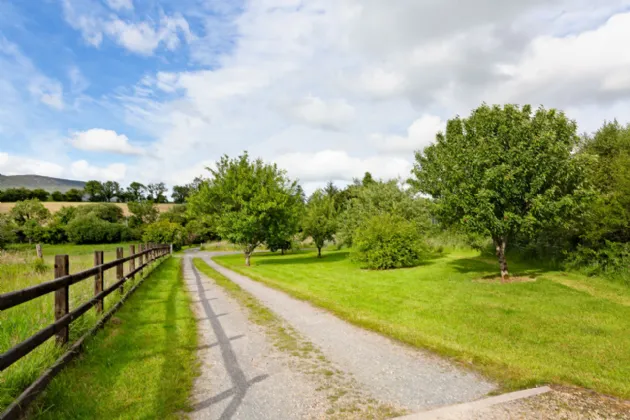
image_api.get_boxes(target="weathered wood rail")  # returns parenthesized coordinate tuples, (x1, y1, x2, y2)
(0, 243, 172, 420)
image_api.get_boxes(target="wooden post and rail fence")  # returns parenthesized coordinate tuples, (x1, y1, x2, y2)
(0, 243, 172, 420)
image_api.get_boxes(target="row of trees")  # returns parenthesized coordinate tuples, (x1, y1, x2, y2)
(0, 180, 201, 204)
(184, 104, 629, 281)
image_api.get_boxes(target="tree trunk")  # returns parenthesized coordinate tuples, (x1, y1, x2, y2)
(317, 246, 322, 258)
(494, 237, 509, 282)
(245, 252, 251, 266)
(281, 248, 285, 255)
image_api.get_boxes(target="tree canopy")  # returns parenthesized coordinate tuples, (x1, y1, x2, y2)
(411, 104, 588, 281)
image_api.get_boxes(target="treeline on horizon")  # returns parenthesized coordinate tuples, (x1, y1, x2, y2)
(0, 179, 200, 204)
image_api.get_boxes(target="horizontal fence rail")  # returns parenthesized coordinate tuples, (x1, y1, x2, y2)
(0, 243, 172, 420)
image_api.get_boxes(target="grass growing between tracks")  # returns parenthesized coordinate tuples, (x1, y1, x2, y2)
(29, 257, 198, 419)
(214, 249, 630, 399)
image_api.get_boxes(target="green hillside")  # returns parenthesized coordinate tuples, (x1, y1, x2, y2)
(0, 174, 86, 193)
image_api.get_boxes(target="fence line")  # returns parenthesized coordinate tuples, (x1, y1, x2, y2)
(0, 243, 172, 420)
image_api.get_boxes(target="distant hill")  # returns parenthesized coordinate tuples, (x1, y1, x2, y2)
(0, 175, 86, 193)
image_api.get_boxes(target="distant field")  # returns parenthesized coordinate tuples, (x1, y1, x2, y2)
(0, 202, 175, 216)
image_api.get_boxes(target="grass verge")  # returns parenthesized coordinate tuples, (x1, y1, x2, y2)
(214, 249, 630, 400)
(28, 257, 198, 419)
(192, 258, 405, 419)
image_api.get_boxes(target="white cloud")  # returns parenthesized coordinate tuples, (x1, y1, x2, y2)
(290, 96, 355, 130)
(61, 0, 192, 55)
(273, 150, 413, 184)
(70, 160, 127, 181)
(29, 77, 64, 110)
(105, 0, 133, 11)
(373, 115, 446, 155)
(0, 152, 65, 178)
(69, 129, 144, 155)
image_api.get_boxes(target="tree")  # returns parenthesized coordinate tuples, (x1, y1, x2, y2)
(143, 220, 184, 250)
(265, 185, 303, 255)
(411, 104, 588, 281)
(361, 172, 376, 187)
(51, 191, 65, 201)
(0, 214, 16, 248)
(31, 189, 50, 201)
(9, 199, 51, 244)
(102, 181, 121, 202)
(126, 182, 147, 202)
(171, 185, 191, 204)
(64, 188, 84, 202)
(9, 199, 50, 226)
(84, 180, 104, 202)
(147, 182, 168, 203)
(188, 152, 300, 266)
(128, 200, 159, 226)
(302, 190, 337, 257)
(338, 180, 431, 248)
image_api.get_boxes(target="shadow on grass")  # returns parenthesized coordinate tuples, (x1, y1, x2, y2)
(253, 251, 350, 266)
(449, 256, 552, 280)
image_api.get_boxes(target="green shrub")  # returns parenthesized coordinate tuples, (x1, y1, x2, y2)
(0, 214, 16, 248)
(75, 203, 124, 223)
(565, 241, 630, 283)
(42, 220, 68, 244)
(66, 215, 126, 244)
(351, 214, 428, 270)
(142, 220, 184, 251)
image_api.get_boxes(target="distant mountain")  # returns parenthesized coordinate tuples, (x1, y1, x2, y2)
(0, 174, 86, 193)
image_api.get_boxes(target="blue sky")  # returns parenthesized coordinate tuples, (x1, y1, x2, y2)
(1, 0, 630, 192)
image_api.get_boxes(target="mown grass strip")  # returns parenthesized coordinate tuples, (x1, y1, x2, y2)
(213, 250, 630, 400)
(28, 257, 198, 419)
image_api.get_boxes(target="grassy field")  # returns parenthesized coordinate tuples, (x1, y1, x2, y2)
(0, 202, 175, 217)
(215, 249, 630, 399)
(26, 257, 198, 419)
(0, 243, 164, 412)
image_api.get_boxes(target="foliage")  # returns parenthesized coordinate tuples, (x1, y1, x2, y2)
(101, 181, 121, 202)
(126, 182, 146, 202)
(565, 241, 630, 284)
(159, 204, 189, 225)
(66, 215, 128, 244)
(171, 185, 191, 204)
(75, 203, 124, 223)
(128, 201, 159, 227)
(188, 152, 300, 265)
(64, 188, 84, 202)
(147, 182, 168, 203)
(411, 104, 588, 280)
(142, 220, 184, 250)
(51, 191, 65, 201)
(351, 214, 427, 269)
(0, 214, 16, 248)
(338, 180, 431, 247)
(9, 199, 51, 226)
(84, 180, 105, 202)
(302, 189, 337, 257)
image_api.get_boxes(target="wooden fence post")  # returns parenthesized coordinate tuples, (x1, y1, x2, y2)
(129, 245, 135, 281)
(139, 244, 144, 276)
(54, 255, 69, 345)
(116, 247, 124, 294)
(94, 251, 104, 313)
(36, 244, 43, 259)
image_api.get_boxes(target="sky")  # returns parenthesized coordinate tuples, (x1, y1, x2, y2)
(1, 0, 630, 193)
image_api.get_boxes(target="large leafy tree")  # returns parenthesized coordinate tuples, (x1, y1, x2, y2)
(302, 189, 337, 257)
(189, 152, 300, 266)
(126, 182, 147, 202)
(102, 181, 121, 202)
(84, 180, 104, 202)
(147, 182, 168, 203)
(265, 185, 303, 255)
(411, 104, 588, 281)
(64, 188, 84, 202)
(128, 200, 159, 226)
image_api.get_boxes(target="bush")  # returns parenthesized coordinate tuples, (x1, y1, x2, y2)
(565, 241, 630, 283)
(0, 214, 16, 248)
(75, 203, 124, 223)
(66, 215, 127, 244)
(143, 221, 184, 251)
(351, 214, 428, 270)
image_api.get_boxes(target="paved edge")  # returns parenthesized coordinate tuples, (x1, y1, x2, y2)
(392, 386, 552, 419)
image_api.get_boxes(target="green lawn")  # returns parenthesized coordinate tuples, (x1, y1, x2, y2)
(30, 257, 198, 419)
(215, 249, 630, 399)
